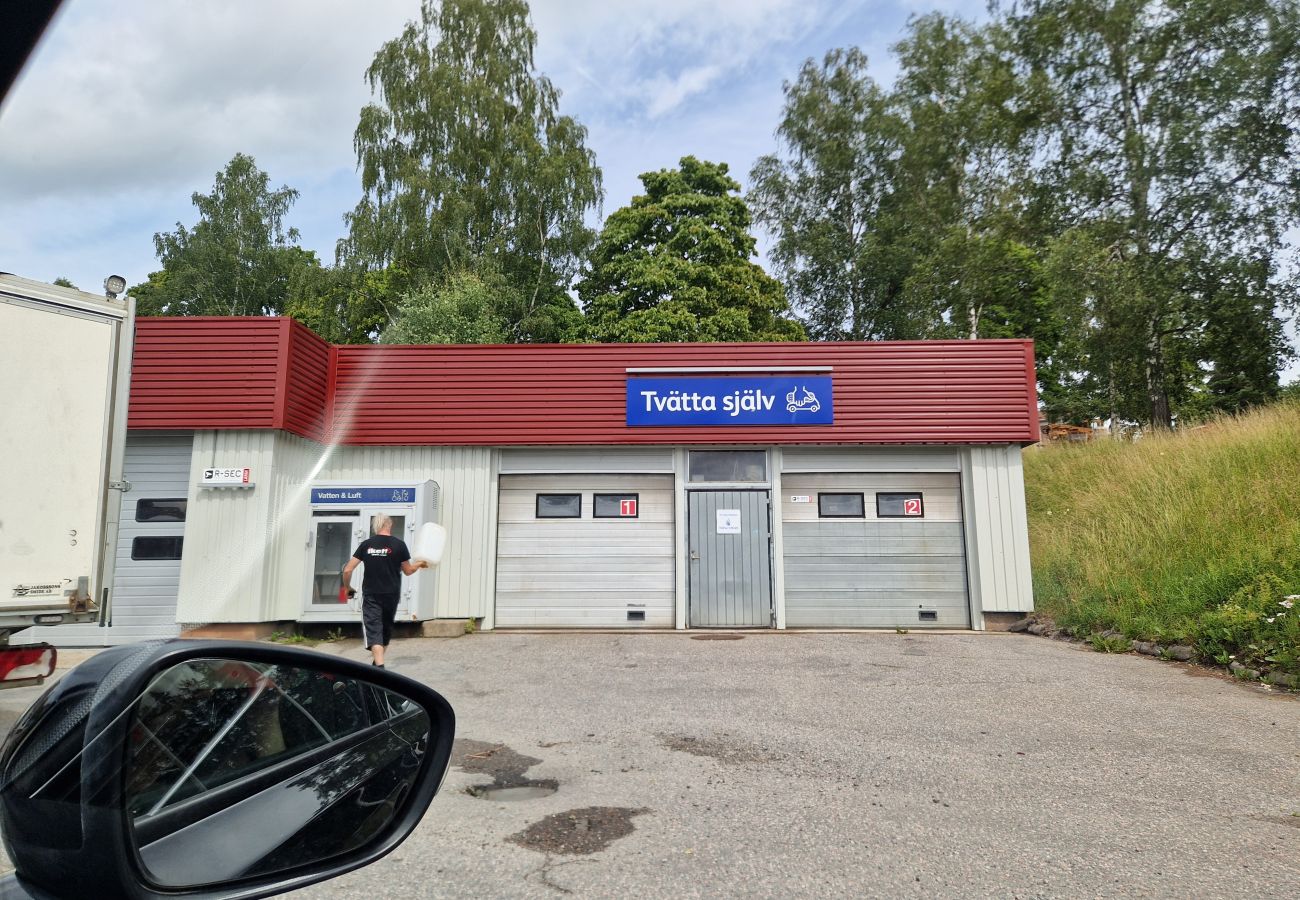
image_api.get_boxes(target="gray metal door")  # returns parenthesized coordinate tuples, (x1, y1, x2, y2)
(688, 490, 772, 628)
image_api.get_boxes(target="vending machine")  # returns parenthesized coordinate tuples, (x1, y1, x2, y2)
(301, 481, 439, 623)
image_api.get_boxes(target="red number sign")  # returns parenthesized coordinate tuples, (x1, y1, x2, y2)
(903, 498, 922, 516)
(620, 498, 637, 517)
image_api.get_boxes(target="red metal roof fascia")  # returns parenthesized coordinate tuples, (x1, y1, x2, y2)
(327, 339, 1040, 445)
(1023, 341, 1041, 446)
(280, 319, 331, 442)
(128, 321, 1040, 444)
(128, 317, 286, 431)
(272, 318, 293, 431)
(323, 342, 339, 446)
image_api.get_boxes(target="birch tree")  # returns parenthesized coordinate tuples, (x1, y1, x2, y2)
(340, 0, 602, 343)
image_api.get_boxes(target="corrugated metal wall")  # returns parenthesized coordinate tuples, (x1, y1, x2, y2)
(177, 430, 282, 624)
(130, 319, 1039, 446)
(962, 446, 1035, 614)
(781, 473, 969, 628)
(782, 447, 961, 473)
(258, 432, 325, 622)
(282, 321, 330, 442)
(129, 318, 285, 430)
(129, 318, 330, 442)
(496, 474, 675, 627)
(331, 340, 1038, 445)
(176, 434, 496, 624)
(317, 445, 497, 622)
(499, 447, 675, 474)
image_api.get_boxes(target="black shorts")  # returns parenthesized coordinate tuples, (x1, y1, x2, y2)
(362, 592, 400, 648)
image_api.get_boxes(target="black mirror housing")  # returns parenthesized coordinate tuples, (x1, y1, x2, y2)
(0, 641, 455, 900)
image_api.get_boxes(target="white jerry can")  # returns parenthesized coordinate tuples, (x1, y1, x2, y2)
(412, 522, 447, 567)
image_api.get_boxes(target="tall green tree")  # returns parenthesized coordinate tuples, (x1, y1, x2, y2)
(381, 270, 510, 344)
(283, 265, 401, 344)
(750, 22, 1049, 344)
(749, 49, 906, 340)
(131, 153, 314, 317)
(1011, 0, 1300, 426)
(339, 0, 602, 343)
(579, 157, 804, 343)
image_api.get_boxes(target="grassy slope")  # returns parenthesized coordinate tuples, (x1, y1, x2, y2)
(1024, 402, 1300, 676)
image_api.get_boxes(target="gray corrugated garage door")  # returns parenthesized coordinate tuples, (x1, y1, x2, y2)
(18, 433, 191, 646)
(782, 473, 970, 628)
(496, 474, 675, 627)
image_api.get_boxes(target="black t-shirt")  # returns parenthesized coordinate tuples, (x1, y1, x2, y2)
(352, 535, 411, 596)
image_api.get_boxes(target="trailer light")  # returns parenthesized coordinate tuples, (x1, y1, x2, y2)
(34, 614, 64, 623)
(0, 646, 57, 682)
(103, 274, 127, 298)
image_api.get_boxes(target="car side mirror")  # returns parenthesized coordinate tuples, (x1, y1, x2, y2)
(0, 641, 455, 900)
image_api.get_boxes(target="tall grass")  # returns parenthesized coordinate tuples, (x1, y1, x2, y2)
(1024, 401, 1300, 674)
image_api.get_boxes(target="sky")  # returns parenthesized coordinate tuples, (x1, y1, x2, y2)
(1, 0, 1295, 378)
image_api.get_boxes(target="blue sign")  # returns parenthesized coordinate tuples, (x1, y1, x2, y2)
(626, 376, 833, 426)
(311, 487, 416, 505)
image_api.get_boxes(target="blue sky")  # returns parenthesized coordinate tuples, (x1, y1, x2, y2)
(1, 0, 1295, 378)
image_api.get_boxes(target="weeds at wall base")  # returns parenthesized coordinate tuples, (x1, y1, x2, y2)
(1013, 615, 1298, 691)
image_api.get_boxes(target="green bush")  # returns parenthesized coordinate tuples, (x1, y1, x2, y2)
(1192, 575, 1300, 672)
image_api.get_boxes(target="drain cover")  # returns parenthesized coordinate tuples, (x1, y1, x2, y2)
(691, 634, 744, 641)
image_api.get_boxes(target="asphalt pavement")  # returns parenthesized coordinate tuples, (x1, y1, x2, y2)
(292, 632, 1298, 899)
(0, 634, 1295, 898)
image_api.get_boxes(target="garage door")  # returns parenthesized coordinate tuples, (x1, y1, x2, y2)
(19, 434, 191, 646)
(782, 473, 969, 628)
(496, 475, 675, 627)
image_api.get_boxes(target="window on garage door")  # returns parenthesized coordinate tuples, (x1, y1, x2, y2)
(136, 498, 187, 522)
(818, 493, 864, 518)
(536, 493, 581, 518)
(593, 493, 639, 518)
(132, 536, 184, 560)
(876, 492, 924, 518)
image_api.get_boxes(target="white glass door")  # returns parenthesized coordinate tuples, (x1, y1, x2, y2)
(307, 516, 362, 610)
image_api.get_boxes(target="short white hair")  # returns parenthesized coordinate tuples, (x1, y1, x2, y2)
(372, 514, 392, 533)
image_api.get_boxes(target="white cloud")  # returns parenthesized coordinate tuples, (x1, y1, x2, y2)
(642, 64, 725, 119)
(0, 0, 416, 202)
(529, 0, 837, 119)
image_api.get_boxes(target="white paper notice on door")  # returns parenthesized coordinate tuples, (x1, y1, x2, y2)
(716, 509, 741, 534)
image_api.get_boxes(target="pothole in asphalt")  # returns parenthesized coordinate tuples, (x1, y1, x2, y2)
(509, 806, 649, 855)
(467, 780, 559, 802)
(658, 732, 784, 764)
(453, 739, 558, 801)
(690, 634, 744, 641)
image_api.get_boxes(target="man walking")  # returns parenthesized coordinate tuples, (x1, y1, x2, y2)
(342, 514, 427, 667)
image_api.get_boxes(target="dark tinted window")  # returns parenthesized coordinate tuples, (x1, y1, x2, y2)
(594, 494, 638, 518)
(536, 494, 581, 518)
(688, 450, 766, 482)
(818, 493, 864, 518)
(136, 499, 187, 522)
(131, 536, 184, 560)
(876, 492, 924, 518)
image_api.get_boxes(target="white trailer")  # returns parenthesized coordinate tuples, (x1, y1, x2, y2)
(0, 274, 134, 676)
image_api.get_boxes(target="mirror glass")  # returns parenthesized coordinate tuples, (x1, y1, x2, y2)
(125, 658, 430, 888)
